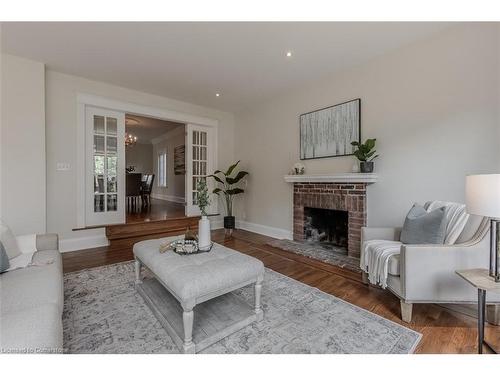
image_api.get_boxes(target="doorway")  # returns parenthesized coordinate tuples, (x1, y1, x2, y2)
(124, 114, 186, 223)
(78, 94, 219, 228)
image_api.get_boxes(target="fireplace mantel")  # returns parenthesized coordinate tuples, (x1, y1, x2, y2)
(284, 173, 377, 184)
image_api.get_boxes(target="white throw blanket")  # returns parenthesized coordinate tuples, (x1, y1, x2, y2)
(360, 201, 470, 289)
(360, 240, 401, 288)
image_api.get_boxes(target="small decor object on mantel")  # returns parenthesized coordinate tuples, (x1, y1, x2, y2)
(209, 160, 249, 235)
(292, 162, 305, 175)
(351, 138, 379, 173)
(196, 179, 212, 250)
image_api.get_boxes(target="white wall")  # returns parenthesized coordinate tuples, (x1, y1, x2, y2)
(125, 143, 153, 174)
(151, 127, 186, 203)
(1, 54, 46, 234)
(45, 70, 234, 248)
(234, 23, 500, 234)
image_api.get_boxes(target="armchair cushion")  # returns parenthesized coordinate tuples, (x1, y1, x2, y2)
(388, 254, 400, 276)
(400, 204, 446, 244)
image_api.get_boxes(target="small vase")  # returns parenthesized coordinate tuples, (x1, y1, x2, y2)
(360, 161, 374, 173)
(198, 216, 211, 250)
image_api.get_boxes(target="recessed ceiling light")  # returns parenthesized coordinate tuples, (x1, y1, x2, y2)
(286, 51, 292, 57)
(216, 93, 220, 97)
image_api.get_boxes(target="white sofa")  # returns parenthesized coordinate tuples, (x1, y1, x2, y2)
(0, 234, 63, 353)
(361, 212, 500, 323)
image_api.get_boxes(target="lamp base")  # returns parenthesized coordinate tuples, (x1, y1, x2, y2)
(490, 219, 500, 282)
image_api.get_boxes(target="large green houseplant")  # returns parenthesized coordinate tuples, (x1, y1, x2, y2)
(208, 160, 249, 230)
(351, 138, 379, 173)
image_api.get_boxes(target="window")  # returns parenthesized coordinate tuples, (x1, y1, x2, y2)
(158, 151, 167, 187)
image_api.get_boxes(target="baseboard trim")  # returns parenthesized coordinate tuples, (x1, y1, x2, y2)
(151, 193, 186, 204)
(60, 235, 109, 253)
(236, 220, 292, 240)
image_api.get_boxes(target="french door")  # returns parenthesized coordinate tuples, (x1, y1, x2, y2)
(85, 107, 126, 226)
(185, 123, 217, 216)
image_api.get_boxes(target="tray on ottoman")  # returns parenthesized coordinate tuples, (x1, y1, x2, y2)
(133, 237, 265, 354)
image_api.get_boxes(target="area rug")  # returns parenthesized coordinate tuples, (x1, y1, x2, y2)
(63, 261, 421, 354)
(267, 238, 361, 273)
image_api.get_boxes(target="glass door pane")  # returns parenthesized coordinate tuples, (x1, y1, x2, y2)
(92, 115, 120, 213)
(191, 129, 208, 205)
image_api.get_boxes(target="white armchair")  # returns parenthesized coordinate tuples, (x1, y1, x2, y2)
(361, 212, 500, 323)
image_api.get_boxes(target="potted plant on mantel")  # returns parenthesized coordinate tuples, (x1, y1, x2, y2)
(351, 138, 379, 173)
(196, 179, 211, 250)
(208, 161, 249, 233)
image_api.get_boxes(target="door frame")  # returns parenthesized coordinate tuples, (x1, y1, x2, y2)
(76, 93, 218, 228)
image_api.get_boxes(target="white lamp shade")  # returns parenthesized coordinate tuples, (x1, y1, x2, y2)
(465, 174, 500, 218)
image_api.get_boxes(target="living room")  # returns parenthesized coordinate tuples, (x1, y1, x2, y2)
(1, 1, 500, 370)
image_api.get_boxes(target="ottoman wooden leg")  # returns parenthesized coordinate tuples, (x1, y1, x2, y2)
(182, 308, 195, 354)
(254, 280, 263, 321)
(134, 259, 142, 285)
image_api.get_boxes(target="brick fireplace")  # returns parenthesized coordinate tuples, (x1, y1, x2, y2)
(285, 174, 376, 259)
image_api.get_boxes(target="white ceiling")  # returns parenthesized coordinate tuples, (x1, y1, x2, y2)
(126, 114, 184, 143)
(1, 22, 451, 112)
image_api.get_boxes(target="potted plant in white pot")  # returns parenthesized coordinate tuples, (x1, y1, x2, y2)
(196, 179, 211, 250)
(208, 160, 249, 233)
(351, 138, 379, 173)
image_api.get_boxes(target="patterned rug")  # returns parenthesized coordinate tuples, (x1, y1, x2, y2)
(63, 261, 421, 353)
(267, 238, 361, 273)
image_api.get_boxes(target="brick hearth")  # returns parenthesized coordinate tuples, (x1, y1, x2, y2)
(293, 182, 367, 258)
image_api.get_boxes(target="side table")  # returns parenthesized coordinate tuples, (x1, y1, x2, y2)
(456, 268, 500, 354)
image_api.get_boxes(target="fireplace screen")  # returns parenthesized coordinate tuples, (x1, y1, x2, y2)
(303, 207, 348, 249)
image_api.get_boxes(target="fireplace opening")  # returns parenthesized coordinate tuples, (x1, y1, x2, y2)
(303, 207, 348, 250)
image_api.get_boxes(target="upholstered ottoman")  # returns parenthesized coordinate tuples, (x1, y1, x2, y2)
(133, 236, 265, 353)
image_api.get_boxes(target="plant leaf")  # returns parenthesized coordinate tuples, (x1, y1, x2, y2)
(226, 188, 244, 195)
(207, 174, 224, 184)
(225, 160, 240, 176)
(212, 188, 222, 195)
(226, 171, 249, 185)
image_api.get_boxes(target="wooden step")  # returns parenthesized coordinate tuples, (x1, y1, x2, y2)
(106, 216, 200, 250)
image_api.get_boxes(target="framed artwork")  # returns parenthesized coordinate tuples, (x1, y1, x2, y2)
(300, 98, 361, 160)
(174, 144, 186, 175)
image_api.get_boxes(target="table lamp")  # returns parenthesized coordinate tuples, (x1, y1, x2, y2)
(466, 174, 500, 282)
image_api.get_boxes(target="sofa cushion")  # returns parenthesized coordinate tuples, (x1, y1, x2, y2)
(0, 221, 21, 259)
(0, 304, 63, 353)
(400, 204, 446, 244)
(0, 250, 63, 315)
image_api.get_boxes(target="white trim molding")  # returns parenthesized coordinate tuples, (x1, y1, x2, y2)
(236, 220, 293, 240)
(151, 193, 186, 204)
(284, 173, 378, 184)
(76, 94, 219, 127)
(59, 234, 109, 253)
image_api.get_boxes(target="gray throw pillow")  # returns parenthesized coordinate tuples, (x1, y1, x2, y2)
(0, 220, 21, 259)
(0, 241, 10, 273)
(400, 204, 447, 244)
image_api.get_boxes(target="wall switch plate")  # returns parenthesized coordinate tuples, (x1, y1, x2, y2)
(56, 162, 71, 171)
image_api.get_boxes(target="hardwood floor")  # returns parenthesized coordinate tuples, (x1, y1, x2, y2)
(126, 198, 185, 224)
(62, 228, 500, 354)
